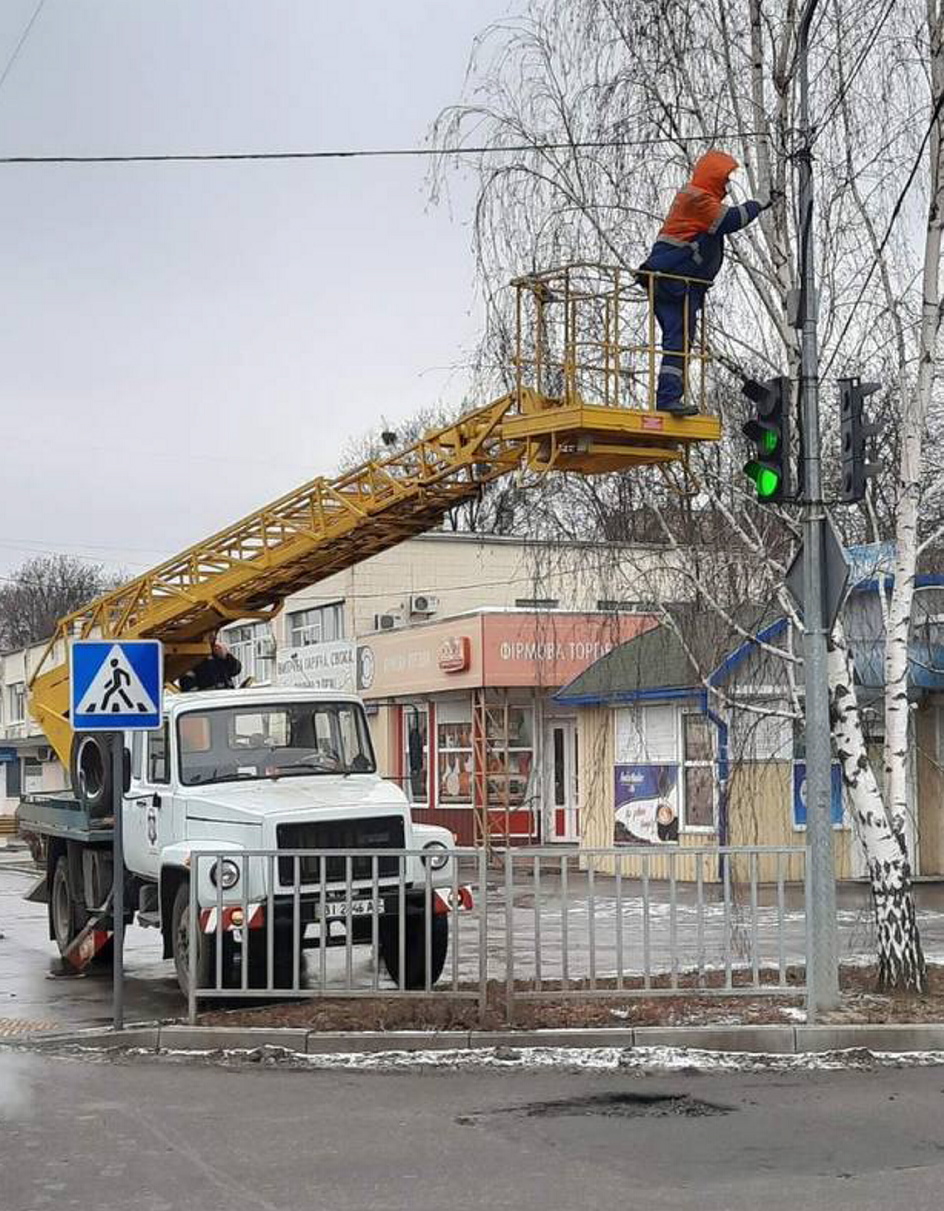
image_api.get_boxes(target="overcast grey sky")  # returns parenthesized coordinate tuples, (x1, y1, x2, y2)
(0, 0, 514, 579)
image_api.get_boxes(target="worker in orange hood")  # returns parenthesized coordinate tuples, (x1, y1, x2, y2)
(638, 151, 777, 415)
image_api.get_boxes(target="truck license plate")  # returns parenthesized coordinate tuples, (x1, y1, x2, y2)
(321, 898, 385, 920)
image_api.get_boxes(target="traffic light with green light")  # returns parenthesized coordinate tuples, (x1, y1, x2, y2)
(742, 375, 791, 504)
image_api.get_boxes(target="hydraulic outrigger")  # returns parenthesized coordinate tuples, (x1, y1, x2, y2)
(30, 264, 720, 770)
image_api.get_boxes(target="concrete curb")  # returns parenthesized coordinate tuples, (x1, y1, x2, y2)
(4, 1021, 944, 1057)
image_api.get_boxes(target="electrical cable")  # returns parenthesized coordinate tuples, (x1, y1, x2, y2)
(0, 129, 769, 166)
(822, 86, 944, 380)
(0, 0, 46, 98)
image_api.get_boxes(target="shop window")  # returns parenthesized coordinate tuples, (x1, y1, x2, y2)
(682, 713, 714, 829)
(403, 706, 428, 803)
(485, 704, 534, 808)
(437, 701, 473, 805)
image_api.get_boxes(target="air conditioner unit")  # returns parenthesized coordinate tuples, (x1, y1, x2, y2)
(409, 593, 439, 616)
(374, 612, 402, 632)
(36, 746, 53, 762)
(254, 635, 277, 659)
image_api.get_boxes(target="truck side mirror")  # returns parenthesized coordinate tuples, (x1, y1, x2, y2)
(122, 746, 131, 795)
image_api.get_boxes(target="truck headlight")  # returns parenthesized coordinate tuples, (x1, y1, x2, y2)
(210, 859, 241, 890)
(421, 841, 449, 871)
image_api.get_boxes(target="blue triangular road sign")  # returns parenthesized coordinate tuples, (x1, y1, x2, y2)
(71, 641, 163, 731)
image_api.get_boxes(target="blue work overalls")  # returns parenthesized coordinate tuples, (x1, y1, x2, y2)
(641, 199, 763, 408)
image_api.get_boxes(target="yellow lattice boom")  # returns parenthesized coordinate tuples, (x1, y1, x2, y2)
(30, 265, 720, 766)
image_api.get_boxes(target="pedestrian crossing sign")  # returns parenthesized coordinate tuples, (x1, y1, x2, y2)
(70, 640, 163, 731)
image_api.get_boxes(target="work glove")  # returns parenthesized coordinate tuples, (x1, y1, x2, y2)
(760, 189, 785, 211)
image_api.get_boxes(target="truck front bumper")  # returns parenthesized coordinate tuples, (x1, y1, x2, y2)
(199, 885, 474, 934)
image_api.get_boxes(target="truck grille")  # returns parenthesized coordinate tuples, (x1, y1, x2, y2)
(276, 816, 405, 885)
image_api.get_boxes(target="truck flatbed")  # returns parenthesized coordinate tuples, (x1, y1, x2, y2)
(17, 792, 114, 844)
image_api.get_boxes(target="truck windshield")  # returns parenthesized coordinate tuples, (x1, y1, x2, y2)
(177, 701, 376, 786)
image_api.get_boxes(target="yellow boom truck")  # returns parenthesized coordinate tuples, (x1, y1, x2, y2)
(16, 266, 720, 1001)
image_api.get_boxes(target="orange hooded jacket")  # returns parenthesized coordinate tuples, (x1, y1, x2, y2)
(642, 150, 762, 286)
(658, 151, 739, 242)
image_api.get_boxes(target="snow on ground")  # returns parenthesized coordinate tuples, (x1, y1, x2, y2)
(137, 1043, 944, 1074)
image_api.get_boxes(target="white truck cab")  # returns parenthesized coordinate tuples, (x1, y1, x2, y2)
(23, 687, 457, 998)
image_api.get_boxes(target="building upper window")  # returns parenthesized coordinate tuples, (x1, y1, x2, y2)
(7, 683, 26, 724)
(288, 603, 344, 647)
(221, 621, 273, 685)
(514, 598, 559, 609)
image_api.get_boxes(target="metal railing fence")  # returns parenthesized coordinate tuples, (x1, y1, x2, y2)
(186, 844, 808, 1024)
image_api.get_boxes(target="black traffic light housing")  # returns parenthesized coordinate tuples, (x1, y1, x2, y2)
(742, 375, 792, 503)
(839, 377, 882, 502)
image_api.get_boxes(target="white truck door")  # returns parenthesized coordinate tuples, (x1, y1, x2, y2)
(124, 722, 171, 881)
(124, 731, 149, 876)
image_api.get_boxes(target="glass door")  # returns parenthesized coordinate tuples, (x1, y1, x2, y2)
(546, 719, 578, 842)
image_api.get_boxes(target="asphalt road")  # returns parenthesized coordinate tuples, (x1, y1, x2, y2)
(2, 1049, 944, 1210)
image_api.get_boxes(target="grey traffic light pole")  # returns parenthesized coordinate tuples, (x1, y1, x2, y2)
(796, 0, 840, 1013)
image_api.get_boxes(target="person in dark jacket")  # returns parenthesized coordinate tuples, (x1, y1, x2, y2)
(179, 632, 242, 692)
(639, 151, 775, 415)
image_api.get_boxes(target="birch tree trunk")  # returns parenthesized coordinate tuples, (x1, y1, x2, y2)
(883, 1, 944, 847)
(830, 630, 926, 989)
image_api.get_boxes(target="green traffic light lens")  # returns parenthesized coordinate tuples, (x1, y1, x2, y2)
(744, 460, 782, 500)
(756, 467, 781, 498)
(761, 429, 779, 454)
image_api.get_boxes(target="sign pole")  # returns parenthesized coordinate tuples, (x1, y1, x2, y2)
(69, 638, 163, 1033)
(111, 731, 125, 1031)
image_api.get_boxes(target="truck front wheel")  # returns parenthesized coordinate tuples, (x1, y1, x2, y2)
(172, 880, 229, 999)
(378, 905, 448, 989)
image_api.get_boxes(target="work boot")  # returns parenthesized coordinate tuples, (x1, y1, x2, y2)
(658, 401, 699, 417)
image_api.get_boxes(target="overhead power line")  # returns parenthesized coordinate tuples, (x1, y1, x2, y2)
(822, 86, 944, 379)
(0, 130, 768, 166)
(0, 0, 46, 98)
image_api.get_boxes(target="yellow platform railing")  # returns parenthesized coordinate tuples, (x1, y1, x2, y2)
(512, 262, 712, 414)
